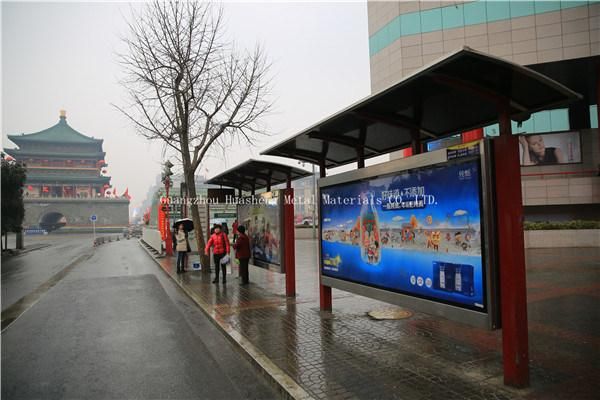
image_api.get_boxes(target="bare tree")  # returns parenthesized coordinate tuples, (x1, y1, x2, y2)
(117, 1, 271, 265)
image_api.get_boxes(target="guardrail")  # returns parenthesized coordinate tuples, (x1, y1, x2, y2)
(93, 235, 122, 247)
(142, 228, 163, 253)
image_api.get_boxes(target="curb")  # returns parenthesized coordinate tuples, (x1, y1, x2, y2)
(138, 239, 314, 400)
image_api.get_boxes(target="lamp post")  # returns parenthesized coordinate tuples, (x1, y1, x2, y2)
(162, 161, 174, 256)
(312, 163, 317, 239)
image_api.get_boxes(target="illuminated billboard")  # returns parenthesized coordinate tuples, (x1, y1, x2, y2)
(319, 141, 498, 328)
(238, 190, 284, 272)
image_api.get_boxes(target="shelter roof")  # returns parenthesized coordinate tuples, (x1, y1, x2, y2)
(205, 159, 312, 192)
(261, 47, 581, 168)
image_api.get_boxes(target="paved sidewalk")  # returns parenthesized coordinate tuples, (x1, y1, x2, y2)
(141, 240, 599, 400)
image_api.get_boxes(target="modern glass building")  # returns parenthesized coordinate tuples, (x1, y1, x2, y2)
(368, 0, 599, 225)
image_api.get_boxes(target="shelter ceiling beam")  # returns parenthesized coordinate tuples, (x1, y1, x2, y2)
(351, 111, 437, 138)
(249, 162, 299, 176)
(231, 170, 272, 182)
(429, 73, 528, 113)
(307, 131, 382, 155)
(274, 148, 338, 166)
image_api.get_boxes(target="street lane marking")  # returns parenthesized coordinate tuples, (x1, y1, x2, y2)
(1, 252, 92, 332)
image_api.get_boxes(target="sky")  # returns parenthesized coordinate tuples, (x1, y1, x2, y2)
(1, 1, 371, 211)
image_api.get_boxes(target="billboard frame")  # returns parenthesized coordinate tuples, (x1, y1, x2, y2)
(318, 139, 500, 329)
(237, 190, 286, 273)
(518, 130, 583, 167)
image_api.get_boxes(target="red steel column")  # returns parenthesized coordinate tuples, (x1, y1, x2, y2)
(597, 65, 599, 154)
(318, 163, 332, 310)
(165, 180, 173, 256)
(495, 108, 529, 387)
(284, 177, 296, 297)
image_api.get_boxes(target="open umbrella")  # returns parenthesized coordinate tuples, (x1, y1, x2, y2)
(173, 218, 194, 232)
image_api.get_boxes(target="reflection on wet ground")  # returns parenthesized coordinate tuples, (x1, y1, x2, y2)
(150, 241, 600, 400)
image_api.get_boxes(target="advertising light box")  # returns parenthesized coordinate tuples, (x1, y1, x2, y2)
(238, 190, 285, 273)
(319, 141, 499, 328)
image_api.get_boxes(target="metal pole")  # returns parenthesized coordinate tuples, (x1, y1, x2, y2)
(318, 162, 332, 311)
(93, 220, 96, 243)
(284, 186, 296, 297)
(495, 106, 530, 388)
(165, 179, 173, 256)
(312, 164, 317, 239)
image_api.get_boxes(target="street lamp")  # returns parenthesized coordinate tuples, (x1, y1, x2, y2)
(162, 161, 174, 256)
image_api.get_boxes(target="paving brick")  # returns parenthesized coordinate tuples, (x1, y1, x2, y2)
(148, 240, 600, 399)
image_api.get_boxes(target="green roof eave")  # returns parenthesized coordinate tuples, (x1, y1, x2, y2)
(26, 175, 111, 184)
(7, 116, 103, 145)
(6, 149, 106, 159)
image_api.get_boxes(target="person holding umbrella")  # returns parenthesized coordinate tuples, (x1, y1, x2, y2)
(173, 218, 193, 273)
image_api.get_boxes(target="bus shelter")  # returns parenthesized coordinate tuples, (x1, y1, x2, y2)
(205, 159, 312, 296)
(261, 47, 581, 387)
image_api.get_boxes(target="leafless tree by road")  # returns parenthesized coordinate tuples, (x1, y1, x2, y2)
(117, 1, 272, 261)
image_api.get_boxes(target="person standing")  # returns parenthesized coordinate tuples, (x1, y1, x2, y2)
(233, 225, 251, 285)
(222, 222, 229, 237)
(205, 224, 230, 284)
(232, 219, 239, 242)
(173, 223, 190, 274)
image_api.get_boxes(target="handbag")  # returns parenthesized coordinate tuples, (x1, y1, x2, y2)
(220, 254, 231, 265)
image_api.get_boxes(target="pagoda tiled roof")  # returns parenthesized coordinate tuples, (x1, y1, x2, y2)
(8, 113, 103, 146)
(6, 149, 106, 159)
(26, 175, 111, 184)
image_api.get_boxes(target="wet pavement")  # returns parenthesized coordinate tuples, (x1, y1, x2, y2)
(2, 238, 278, 399)
(1, 233, 96, 311)
(145, 239, 600, 400)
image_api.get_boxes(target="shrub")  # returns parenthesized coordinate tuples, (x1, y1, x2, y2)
(524, 220, 600, 230)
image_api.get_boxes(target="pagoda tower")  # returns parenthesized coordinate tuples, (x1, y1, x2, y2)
(8, 110, 111, 198)
(6, 111, 128, 232)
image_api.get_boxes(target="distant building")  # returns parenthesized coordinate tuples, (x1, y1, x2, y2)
(6, 111, 129, 232)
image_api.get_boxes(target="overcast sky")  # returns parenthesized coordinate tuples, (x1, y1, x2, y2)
(2, 1, 370, 210)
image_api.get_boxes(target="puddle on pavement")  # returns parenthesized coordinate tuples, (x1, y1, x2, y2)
(367, 308, 413, 320)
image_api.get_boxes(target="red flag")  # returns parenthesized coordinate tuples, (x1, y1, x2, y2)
(123, 188, 132, 200)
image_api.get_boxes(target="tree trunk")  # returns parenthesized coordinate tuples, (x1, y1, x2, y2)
(16, 229, 24, 250)
(186, 172, 210, 271)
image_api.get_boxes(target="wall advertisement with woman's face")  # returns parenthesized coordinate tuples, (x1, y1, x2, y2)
(519, 131, 581, 166)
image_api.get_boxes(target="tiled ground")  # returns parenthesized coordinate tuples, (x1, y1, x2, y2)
(150, 241, 599, 400)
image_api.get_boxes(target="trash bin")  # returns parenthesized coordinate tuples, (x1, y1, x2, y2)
(192, 261, 201, 271)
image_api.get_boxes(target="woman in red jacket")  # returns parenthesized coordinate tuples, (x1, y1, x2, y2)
(233, 225, 251, 285)
(205, 224, 230, 284)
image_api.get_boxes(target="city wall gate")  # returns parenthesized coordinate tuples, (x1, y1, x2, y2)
(24, 198, 129, 230)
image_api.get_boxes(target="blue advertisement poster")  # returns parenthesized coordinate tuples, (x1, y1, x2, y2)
(320, 159, 486, 311)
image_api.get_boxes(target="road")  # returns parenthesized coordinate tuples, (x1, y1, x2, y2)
(2, 236, 278, 399)
(1, 233, 95, 311)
